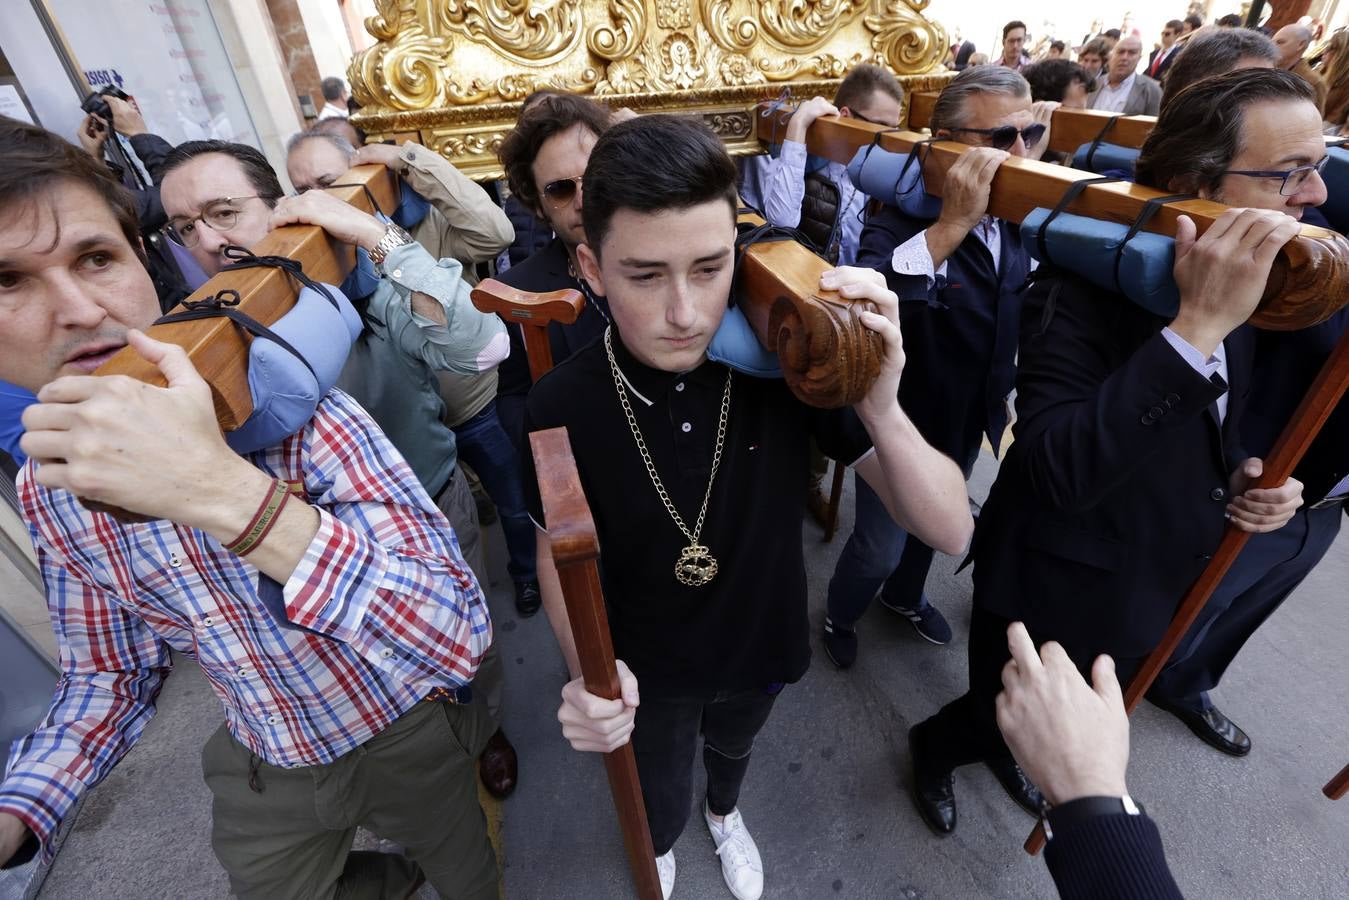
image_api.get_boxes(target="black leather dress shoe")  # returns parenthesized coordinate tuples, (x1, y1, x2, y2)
(986, 757, 1044, 816)
(1157, 702, 1252, 757)
(908, 724, 957, 835)
(514, 580, 542, 618)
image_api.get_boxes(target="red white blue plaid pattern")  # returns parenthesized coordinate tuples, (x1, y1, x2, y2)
(0, 390, 491, 859)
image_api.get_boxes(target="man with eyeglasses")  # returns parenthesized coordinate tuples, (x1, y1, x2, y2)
(158, 139, 524, 800)
(1088, 34, 1163, 116)
(1147, 20, 1185, 81)
(818, 68, 1047, 693)
(908, 67, 1312, 836)
(494, 92, 621, 450)
(1138, 69, 1347, 761)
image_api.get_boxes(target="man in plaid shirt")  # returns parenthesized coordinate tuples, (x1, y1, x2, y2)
(0, 117, 499, 899)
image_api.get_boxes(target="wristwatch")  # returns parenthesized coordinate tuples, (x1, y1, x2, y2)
(1042, 794, 1144, 841)
(368, 223, 413, 267)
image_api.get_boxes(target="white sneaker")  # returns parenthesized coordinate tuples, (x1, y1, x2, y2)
(704, 802, 764, 900)
(656, 849, 676, 900)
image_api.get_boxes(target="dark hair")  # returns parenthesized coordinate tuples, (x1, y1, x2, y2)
(1165, 19, 1184, 33)
(1003, 20, 1027, 40)
(1104, 28, 1122, 40)
(498, 93, 613, 215)
(1080, 37, 1112, 61)
(834, 64, 904, 112)
(1050, 40, 1066, 52)
(581, 115, 737, 255)
(1217, 14, 1244, 27)
(160, 140, 284, 208)
(0, 116, 145, 264)
(1136, 68, 1315, 195)
(1184, 13, 1204, 30)
(1022, 59, 1095, 102)
(1160, 27, 1278, 108)
(321, 77, 345, 102)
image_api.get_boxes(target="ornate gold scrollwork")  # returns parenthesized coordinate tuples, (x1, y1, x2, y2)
(701, 0, 757, 52)
(865, 0, 948, 74)
(438, 0, 583, 66)
(760, 0, 862, 51)
(588, 0, 647, 61)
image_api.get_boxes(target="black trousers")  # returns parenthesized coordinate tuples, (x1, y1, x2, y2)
(631, 686, 780, 856)
(917, 607, 1144, 772)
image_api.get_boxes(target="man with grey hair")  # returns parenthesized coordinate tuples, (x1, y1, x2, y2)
(820, 70, 1047, 808)
(1274, 23, 1328, 114)
(1088, 34, 1163, 114)
(1160, 25, 1278, 108)
(319, 75, 349, 120)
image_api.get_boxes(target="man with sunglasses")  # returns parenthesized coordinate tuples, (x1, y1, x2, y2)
(158, 139, 524, 798)
(820, 68, 1047, 689)
(909, 68, 1313, 836)
(494, 92, 620, 450)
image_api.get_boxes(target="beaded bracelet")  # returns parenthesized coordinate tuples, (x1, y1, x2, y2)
(225, 478, 292, 557)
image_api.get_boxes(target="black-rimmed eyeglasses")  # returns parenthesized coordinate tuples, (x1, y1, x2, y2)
(947, 123, 1047, 151)
(1219, 156, 1329, 196)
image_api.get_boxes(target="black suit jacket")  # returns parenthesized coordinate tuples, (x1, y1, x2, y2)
(1243, 308, 1349, 507)
(972, 270, 1253, 657)
(1147, 45, 1179, 81)
(858, 206, 1032, 463)
(494, 237, 611, 399)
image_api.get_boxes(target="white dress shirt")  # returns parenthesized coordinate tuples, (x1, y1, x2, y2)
(1092, 74, 1137, 114)
(1161, 327, 1230, 423)
(890, 217, 1005, 288)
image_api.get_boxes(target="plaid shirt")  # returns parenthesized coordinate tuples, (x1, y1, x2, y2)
(0, 390, 491, 859)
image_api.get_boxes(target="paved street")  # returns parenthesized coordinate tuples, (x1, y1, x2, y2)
(31, 452, 1349, 898)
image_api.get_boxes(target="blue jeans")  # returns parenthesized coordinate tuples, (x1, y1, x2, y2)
(452, 400, 537, 584)
(825, 474, 932, 627)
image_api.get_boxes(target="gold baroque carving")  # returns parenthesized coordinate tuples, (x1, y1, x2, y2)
(865, 0, 948, 74)
(656, 0, 691, 28)
(588, 0, 647, 61)
(701, 0, 757, 52)
(437, 0, 583, 66)
(760, 0, 862, 51)
(705, 110, 752, 139)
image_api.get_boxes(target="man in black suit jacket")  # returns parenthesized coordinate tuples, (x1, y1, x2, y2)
(908, 69, 1314, 836)
(822, 66, 1046, 677)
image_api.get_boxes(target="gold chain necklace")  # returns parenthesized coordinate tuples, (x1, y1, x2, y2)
(604, 327, 731, 587)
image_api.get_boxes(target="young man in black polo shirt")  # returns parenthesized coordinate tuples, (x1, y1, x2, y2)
(523, 115, 973, 900)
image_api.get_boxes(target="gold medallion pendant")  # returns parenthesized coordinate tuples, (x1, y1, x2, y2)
(675, 544, 719, 587)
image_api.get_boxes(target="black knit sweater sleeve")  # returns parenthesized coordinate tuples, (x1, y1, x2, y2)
(1044, 810, 1184, 900)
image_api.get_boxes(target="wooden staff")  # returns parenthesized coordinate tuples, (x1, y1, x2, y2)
(529, 427, 664, 900)
(469, 279, 585, 381)
(92, 164, 399, 430)
(1022, 325, 1349, 853)
(756, 106, 1349, 331)
(1325, 763, 1349, 800)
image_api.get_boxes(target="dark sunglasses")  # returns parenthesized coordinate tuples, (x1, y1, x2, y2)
(542, 175, 584, 206)
(948, 123, 1047, 151)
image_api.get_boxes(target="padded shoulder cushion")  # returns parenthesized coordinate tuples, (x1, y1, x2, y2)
(846, 145, 943, 220)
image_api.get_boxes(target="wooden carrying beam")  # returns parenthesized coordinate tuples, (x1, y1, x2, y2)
(93, 164, 399, 431)
(530, 427, 663, 900)
(470, 279, 584, 382)
(1325, 762, 1349, 800)
(757, 106, 1349, 331)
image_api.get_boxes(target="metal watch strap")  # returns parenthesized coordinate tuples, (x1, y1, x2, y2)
(1042, 795, 1144, 841)
(369, 223, 413, 266)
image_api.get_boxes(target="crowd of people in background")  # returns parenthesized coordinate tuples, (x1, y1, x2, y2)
(0, 6, 1345, 900)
